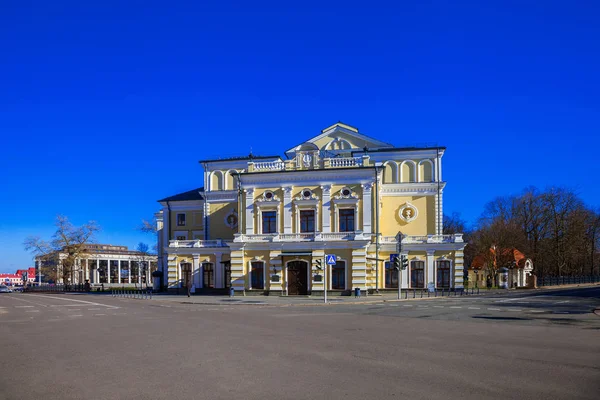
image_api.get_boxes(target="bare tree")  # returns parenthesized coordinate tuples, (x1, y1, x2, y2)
(24, 215, 100, 285)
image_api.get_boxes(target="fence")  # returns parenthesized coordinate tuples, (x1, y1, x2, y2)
(111, 288, 153, 299)
(386, 287, 481, 299)
(537, 275, 600, 287)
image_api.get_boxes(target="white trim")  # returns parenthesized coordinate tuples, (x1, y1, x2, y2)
(284, 259, 310, 295)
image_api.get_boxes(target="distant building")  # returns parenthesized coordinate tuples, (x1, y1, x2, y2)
(35, 244, 158, 286)
(0, 267, 35, 286)
(468, 247, 533, 288)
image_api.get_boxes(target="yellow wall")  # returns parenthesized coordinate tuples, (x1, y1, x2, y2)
(209, 202, 237, 240)
(379, 195, 435, 236)
(169, 209, 204, 239)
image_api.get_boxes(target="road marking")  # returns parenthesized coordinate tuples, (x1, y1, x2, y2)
(69, 315, 83, 317)
(433, 306, 445, 308)
(388, 304, 399, 307)
(15, 305, 34, 308)
(495, 297, 528, 303)
(529, 310, 545, 313)
(487, 308, 501, 311)
(554, 311, 570, 314)
(507, 309, 522, 312)
(23, 294, 120, 309)
(25, 310, 40, 313)
(468, 307, 480, 310)
(403, 305, 413, 307)
(88, 308, 102, 311)
(94, 314, 106, 316)
(417, 305, 429, 308)
(68, 309, 81, 312)
(449, 306, 462, 309)
(555, 301, 570, 304)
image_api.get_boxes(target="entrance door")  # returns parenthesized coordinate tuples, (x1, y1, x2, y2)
(287, 261, 308, 295)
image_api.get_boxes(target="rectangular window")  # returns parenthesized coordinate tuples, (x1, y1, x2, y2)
(250, 261, 264, 289)
(410, 261, 425, 288)
(338, 209, 355, 232)
(176, 213, 186, 226)
(385, 261, 398, 288)
(437, 260, 451, 289)
(300, 210, 315, 233)
(262, 211, 277, 234)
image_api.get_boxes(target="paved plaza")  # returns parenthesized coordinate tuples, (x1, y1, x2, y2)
(1, 286, 599, 399)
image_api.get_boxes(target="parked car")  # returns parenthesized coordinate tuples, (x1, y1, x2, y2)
(0, 285, 10, 293)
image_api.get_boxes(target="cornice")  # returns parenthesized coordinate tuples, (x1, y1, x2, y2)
(240, 168, 375, 187)
(380, 182, 446, 196)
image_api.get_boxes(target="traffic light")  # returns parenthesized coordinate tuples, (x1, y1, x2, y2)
(315, 259, 322, 270)
(393, 255, 401, 271)
(401, 255, 409, 270)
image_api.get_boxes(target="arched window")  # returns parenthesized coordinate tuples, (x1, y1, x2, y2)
(385, 261, 398, 288)
(410, 260, 425, 288)
(331, 260, 346, 290)
(382, 162, 397, 184)
(225, 170, 238, 190)
(210, 171, 224, 191)
(250, 261, 264, 290)
(401, 161, 416, 183)
(418, 160, 433, 182)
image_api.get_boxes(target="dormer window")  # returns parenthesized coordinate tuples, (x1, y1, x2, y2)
(264, 191, 274, 200)
(301, 189, 312, 199)
(340, 187, 352, 198)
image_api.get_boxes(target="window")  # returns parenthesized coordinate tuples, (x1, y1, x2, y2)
(176, 236, 186, 241)
(437, 260, 451, 289)
(262, 211, 277, 234)
(338, 209, 355, 232)
(410, 260, 425, 288)
(301, 188, 312, 199)
(340, 187, 351, 197)
(331, 261, 346, 290)
(250, 261, 264, 289)
(300, 210, 315, 233)
(177, 213, 186, 226)
(203, 263, 214, 288)
(385, 261, 398, 288)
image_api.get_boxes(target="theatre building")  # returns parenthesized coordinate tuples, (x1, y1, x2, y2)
(156, 122, 465, 295)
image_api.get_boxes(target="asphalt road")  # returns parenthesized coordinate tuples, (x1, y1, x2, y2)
(1, 287, 599, 400)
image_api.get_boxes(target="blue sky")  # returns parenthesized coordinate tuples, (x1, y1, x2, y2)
(1, 1, 598, 272)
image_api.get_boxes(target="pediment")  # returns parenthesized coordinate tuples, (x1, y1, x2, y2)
(285, 122, 394, 157)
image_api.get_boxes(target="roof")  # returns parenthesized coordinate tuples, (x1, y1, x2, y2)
(470, 247, 528, 270)
(351, 146, 446, 155)
(198, 155, 281, 164)
(158, 187, 204, 202)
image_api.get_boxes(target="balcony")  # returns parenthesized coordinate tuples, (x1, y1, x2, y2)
(233, 231, 370, 243)
(379, 234, 464, 244)
(247, 155, 369, 173)
(252, 161, 285, 172)
(169, 239, 228, 248)
(326, 156, 363, 168)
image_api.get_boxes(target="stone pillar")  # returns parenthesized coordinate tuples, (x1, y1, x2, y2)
(245, 189, 254, 235)
(192, 255, 200, 292)
(117, 260, 121, 284)
(426, 250, 435, 288)
(321, 185, 331, 233)
(128, 260, 131, 284)
(351, 247, 368, 291)
(454, 248, 465, 289)
(362, 183, 373, 234)
(85, 259, 89, 281)
(230, 245, 245, 292)
(283, 186, 293, 234)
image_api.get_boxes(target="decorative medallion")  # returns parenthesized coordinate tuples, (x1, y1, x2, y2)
(302, 153, 312, 167)
(398, 202, 418, 223)
(224, 209, 238, 229)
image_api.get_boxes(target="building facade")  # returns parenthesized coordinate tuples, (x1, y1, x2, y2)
(1, 267, 36, 286)
(35, 244, 158, 286)
(156, 123, 465, 295)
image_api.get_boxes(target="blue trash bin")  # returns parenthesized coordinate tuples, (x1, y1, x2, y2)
(229, 287, 235, 297)
(354, 287, 361, 298)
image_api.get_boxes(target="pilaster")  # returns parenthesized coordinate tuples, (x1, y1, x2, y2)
(426, 250, 435, 287)
(321, 185, 331, 233)
(362, 183, 373, 234)
(454, 248, 465, 289)
(351, 248, 367, 290)
(245, 189, 255, 235)
(269, 250, 283, 293)
(311, 249, 325, 292)
(230, 247, 245, 292)
(283, 186, 293, 234)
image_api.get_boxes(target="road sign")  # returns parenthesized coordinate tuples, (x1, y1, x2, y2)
(325, 254, 337, 265)
(390, 253, 399, 262)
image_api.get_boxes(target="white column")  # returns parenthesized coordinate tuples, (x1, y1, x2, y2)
(315, 206, 319, 233)
(362, 183, 373, 234)
(426, 250, 435, 287)
(85, 259, 89, 281)
(117, 260, 121, 284)
(333, 204, 339, 233)
(283, 186, 293, 234)
(245, 189, 254, 235)
(107, 260, 111, 284)
(128, 260, 131, 284)
(401, 252, 409, 289)
(321, 185, 331, 233)
(295, 205, 300, 233)
(96, 259, 100, 283)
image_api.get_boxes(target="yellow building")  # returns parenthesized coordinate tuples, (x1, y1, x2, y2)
(155, 122, 465, 295)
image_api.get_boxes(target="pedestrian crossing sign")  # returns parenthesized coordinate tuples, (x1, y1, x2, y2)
(326, 255, 337, 265)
